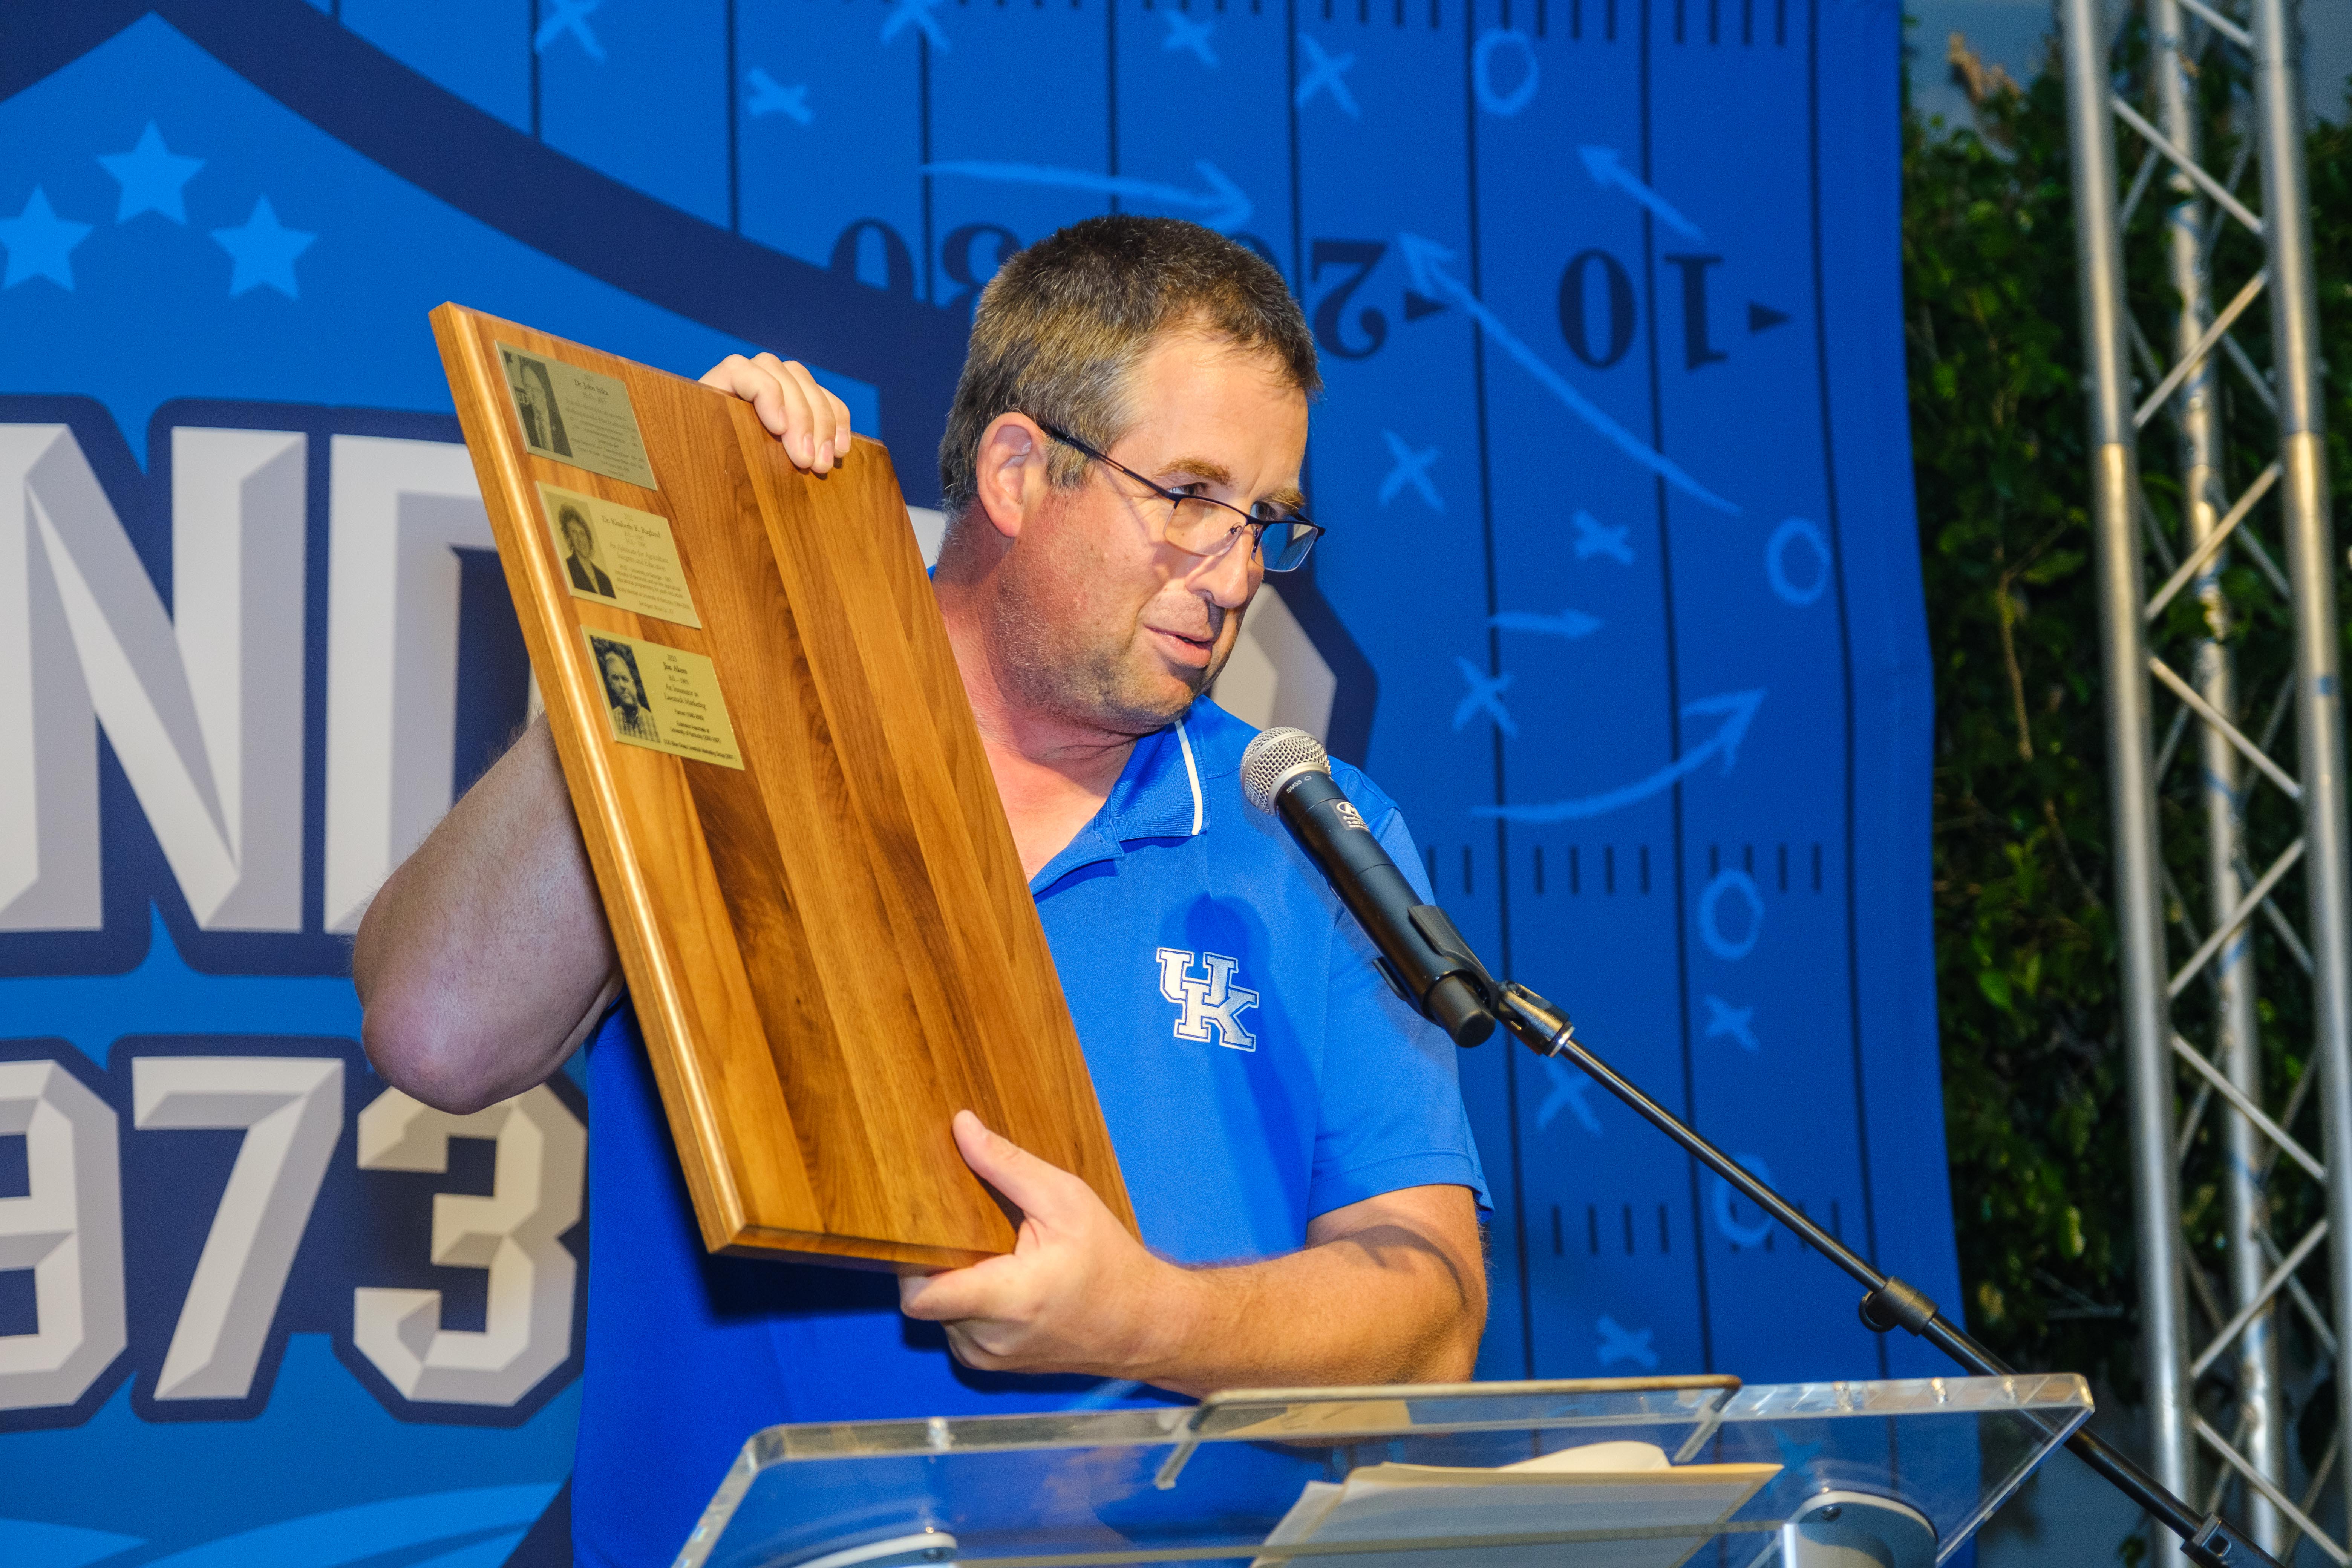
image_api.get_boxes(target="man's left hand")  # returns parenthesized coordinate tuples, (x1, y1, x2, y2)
(899, 1111, 1189, 1379)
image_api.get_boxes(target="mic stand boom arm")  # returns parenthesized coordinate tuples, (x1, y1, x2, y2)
(1489, 980, 2275, 1568)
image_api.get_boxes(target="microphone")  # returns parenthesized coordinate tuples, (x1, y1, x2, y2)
(1240, 728, 1496, 1047)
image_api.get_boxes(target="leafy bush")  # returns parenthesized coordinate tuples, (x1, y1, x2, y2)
(1911, 37, 2352, 1405)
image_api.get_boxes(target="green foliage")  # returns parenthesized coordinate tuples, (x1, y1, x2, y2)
(1907, 43, 2352, 1396)
(1906, 64, 2139, 1386)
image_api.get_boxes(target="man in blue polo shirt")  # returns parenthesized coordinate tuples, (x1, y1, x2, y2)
(355, 215, 1487, 1567)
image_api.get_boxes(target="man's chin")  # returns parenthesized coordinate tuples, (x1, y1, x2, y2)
(1115, 686, 1203, 735)
(1088, 661, 1210, 737)
(1017, 640, 1225, 739)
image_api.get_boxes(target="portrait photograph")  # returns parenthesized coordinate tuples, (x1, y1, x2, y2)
(556, 502, 616, 598)
(589, 634, 659, 744)
(502, 348, 573, 458)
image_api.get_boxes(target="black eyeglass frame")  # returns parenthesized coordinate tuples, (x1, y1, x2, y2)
(1032, 420, 1325, 573)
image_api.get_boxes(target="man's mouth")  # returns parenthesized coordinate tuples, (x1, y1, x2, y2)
(1146, 625, 1218, 666)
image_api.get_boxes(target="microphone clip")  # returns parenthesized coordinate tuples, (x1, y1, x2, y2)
(1371, 905, 1499, 1048)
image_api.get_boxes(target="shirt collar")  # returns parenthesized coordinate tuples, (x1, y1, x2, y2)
(1028, 717, 1209, 893)
(1107, 716, 1208, 842)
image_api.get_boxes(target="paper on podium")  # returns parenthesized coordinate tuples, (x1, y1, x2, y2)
(1252, 1440, 1779, 1568)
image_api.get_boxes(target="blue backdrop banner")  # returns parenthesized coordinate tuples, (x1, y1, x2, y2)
(0, 0, 1953, 1561)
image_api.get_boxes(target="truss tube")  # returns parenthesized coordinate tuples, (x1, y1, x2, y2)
(2153, 0, 2288, 1545)
(2249, 0, 2352, 1524)
(2063, 0, 2195, 1556)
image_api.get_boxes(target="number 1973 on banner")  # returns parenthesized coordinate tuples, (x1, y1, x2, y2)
(0, 1038, 586, 1431)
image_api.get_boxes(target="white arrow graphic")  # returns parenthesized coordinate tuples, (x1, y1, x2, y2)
(1475, 689, 1765, 823)
(1577, 145, 1703, 239)
(1400, 233, 1738, 514)
(921, 160, 1251, 232)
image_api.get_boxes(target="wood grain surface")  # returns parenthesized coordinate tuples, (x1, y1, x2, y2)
(432, 303, 1135, 1268)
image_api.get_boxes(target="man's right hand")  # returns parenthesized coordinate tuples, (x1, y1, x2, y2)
(701, 352, 855, 474)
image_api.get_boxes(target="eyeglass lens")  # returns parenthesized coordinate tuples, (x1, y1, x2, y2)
(1165, 496, 1316, 572)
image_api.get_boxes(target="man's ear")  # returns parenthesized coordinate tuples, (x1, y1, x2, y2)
(973, 413, 1048, 540)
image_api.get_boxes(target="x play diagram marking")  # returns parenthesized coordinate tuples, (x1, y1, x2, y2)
(1703, 996, 1758, 1051)
(1537, 1058, 1601, 1135)
(1164, 13, 1219, 64)
(1573, 510, 1632, 563)
(1597, 1315, 1660, 1370)
(745, 69, 813, 124)
(1378, 431, 1443, 511)
(1295, 35, 1360, 117)
(1452, 657, 1516, 737)
(535, 0, 605, 61)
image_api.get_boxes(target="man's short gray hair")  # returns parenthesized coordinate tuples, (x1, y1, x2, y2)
(936, 216, 1320, 519)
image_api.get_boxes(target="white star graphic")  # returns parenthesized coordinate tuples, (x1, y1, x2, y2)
(0, 187, 95, 291)
(98, 122, 206, 224)
(210, 196, 316, 299)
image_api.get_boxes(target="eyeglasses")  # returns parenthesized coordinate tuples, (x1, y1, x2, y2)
(1034, 421, 1324, 573)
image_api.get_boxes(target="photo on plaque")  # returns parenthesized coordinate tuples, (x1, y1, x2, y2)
(584, 628, 744, 770)
(539, 483, 702, 628)
(498, 341, 659, 490)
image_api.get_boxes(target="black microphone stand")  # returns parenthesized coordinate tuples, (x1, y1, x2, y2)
(1479, 977, 2276, 1568)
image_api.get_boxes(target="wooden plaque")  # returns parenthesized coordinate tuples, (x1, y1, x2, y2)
(432, 303, 1136, 1268)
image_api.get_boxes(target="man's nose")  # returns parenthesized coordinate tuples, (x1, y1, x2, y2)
(1189, 534, 1261, 609)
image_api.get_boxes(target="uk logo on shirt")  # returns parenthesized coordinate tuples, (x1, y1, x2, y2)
(1156, 948, 1262, 1052)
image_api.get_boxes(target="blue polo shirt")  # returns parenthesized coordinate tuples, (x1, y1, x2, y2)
(571, 697, 1488, 1567)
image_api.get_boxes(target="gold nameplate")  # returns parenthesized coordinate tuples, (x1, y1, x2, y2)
(582, 629, 744, 770)
(538, 483, 703, 627)
(498, 341, 658, 488)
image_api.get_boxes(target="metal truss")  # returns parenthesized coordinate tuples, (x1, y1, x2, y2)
(2060, 0, 2349, 1561)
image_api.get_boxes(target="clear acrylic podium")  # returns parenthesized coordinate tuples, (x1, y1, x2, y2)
(673, 1374, 2093, 1568)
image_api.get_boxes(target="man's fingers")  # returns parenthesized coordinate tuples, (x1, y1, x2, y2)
(699, 354, 799, 452)
(825, 388, 854, 451)
(902, 1281, 1025, 1372)
(782, 359, 850, 472)
(941, 1323, 1012, 1373)
(756, 354, 851, 473)
(896, 1268, 956, 1320)
(697, 354, 852, 474)
(899, 1256, 1014, 1323)
(951, 1110, 1083, 1225)
(695, 354, 750, 395)
(750, 354, 821, 469)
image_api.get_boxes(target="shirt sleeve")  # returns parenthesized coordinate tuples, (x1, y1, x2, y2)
(1304, 804, 1493, 1219)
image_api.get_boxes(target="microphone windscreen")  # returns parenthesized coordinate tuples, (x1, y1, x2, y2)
(1241, 726, 1331, 815)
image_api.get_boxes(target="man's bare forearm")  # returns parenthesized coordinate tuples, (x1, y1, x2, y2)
(907, 1156, 1487, 1398)
(1138, 1192, 1486, 1396)
(353, 714, 619, 1112)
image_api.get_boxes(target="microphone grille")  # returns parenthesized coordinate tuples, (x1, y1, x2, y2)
(1241, 726, 1331, 815)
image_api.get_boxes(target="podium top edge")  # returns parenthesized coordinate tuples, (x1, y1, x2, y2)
(729, 1373, 2093, 1470)
(1194, 1376, 1742, 1405)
